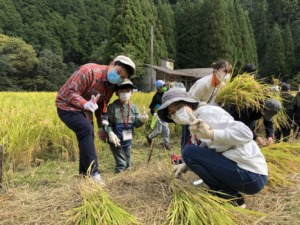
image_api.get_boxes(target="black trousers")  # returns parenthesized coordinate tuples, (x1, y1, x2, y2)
(57, 108, 99, 175)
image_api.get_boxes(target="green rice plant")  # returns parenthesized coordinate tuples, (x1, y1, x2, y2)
(64, 179, 142, 225)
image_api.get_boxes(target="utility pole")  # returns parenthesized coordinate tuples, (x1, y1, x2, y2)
(150, 26, 155, 92)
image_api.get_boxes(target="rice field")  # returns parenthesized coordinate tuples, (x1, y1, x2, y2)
(0, 92, 300, 225)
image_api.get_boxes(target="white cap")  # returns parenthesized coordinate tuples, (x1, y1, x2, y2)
(113, 55, 136, 76)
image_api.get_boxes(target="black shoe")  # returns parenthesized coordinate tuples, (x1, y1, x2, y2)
(163, 143, 171, 150)
(146, 135, 152, 146)
(230, 194, 246, 208)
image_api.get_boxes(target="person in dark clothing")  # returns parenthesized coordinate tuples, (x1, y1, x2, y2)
(293, 90, 300, 138)
(242, 63, 261, 80)
(274, 83, 294, 142)
(146, 80, 171, 150)
(222, 98, 282, 147)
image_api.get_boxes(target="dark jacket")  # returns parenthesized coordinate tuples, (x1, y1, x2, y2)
(149, 91, 163, 115)
(294, 92, 300, 125)
(222, 104, 274, 140)
(281, 92, 295, 123)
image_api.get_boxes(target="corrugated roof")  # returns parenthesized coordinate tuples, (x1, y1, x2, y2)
(144, 64, 213, 78)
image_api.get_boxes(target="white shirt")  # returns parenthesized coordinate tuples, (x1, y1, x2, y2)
(187, 74, 225, 104)
(193, 105, 268, 176)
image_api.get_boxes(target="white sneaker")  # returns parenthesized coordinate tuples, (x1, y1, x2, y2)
(92, 173, 105, 186)
(192, 179, 204, 186)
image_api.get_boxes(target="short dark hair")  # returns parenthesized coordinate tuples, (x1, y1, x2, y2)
(243, 64, 256, 73)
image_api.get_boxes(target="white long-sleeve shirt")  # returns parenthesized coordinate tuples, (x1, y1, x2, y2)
(192, 105, 268, 176)
(187, 74, 225, 103)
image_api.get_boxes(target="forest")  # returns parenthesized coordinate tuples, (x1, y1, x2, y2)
(0, 0, 300, 91)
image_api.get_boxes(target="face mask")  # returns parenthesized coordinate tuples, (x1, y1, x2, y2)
(171, 107, 191, 125)
(119, 92, 131, 102)
(216, 72, 230, 82)
(107, 69, 123, 84)
(162, 87, 168, 92)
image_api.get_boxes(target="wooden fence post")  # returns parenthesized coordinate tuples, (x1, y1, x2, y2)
(0, 146, 3, 188)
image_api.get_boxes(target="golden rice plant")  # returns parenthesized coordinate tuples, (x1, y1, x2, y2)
(162, 176, 263, 225)
(214, 74, 289, 130)
(64, 179, 141, 225)
(261, 142, 300, 188)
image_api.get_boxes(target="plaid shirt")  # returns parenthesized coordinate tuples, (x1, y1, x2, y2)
(55, 63, 116, 126)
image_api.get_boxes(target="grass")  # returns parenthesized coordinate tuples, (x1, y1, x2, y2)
(1, 92, 300, 224)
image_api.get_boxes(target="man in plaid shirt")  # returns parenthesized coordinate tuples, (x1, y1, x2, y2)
(56, 55, 136, 185)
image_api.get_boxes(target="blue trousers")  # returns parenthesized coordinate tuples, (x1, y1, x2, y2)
(57, 108, 99, 175)
(182, 145, 267, 197)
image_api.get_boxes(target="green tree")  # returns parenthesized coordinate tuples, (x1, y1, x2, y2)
(0, 0, 23, 36)
(250, 0, 270, 64)
(156, 0, 176, 59)
(105, 0, 148, 76)
(281, 24, 295, 78)
(290, 19, 300, 74)
(261, 23, 285, 77)
(34, 49, 68, 91)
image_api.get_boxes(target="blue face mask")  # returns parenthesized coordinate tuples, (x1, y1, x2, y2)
(107, 69, 124, 84)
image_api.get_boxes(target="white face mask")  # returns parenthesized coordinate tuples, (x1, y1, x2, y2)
(171, 107, 191, 125)
(119, 92, 131, 102)
(216, 72, 230, 82)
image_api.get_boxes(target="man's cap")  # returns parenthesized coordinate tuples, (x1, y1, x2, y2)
(157, 88, 199, 123)
(116, 78, 136, 90)
(281, 83, 290, 92)
(156, 80, 165, 89)
(113, 55, 136, 76)
(264, 98, 282, 121)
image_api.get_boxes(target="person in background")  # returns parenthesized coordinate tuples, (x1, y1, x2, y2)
(157, 88, 268, 208)
(182, 60, 232, 149)
(293, 85, 300, 139)
(274, 83, 294, 142)
(104, 79, 148, 173)
(146, 80, 171, 150)
(222, 98, 282, 147)
(56, 55, 136, 185)
(242, 63, 261, 80)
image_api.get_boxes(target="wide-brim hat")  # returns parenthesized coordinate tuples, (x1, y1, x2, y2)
(157, 87, 199, 123)
(264, 98, 282, 121)
(114, 55, 136, 76)
(116, 78, 137, 90)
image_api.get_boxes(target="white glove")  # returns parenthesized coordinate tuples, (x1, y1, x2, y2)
(189, 119, 214, 140)
(83, 94, 100, 112)
(153, 112, 158, 117)
(108, 131, 121, 147)
(172, 163, 188, 178)
(139, 113, 149, 122)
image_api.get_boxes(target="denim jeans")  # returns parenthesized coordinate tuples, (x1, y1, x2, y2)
(57, 108, 99, 175)
(110, 144, 131, 173)
(182, 144, 268, 197)
(148, 119, 170, 145)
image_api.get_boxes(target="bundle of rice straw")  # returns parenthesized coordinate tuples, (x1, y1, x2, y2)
(214, 74, 289, 129)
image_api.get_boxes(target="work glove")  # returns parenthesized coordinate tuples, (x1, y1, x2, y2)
(108, 131, 121, 147)
(189, 119, 214, 140)
(139, 106, 149, 122)
(84, 94, 100, 112)
(172, 163, 188, 178)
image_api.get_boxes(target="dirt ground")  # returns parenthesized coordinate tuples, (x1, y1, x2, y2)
(0, 139, 300, 225)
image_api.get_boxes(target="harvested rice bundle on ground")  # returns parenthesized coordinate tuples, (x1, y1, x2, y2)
(64, 178, 141, 225)
(162, 177, 263, 225)
(214, 74, 288, 130)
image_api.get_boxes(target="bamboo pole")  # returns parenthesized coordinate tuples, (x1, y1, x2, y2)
(147, 139, 156, 164)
